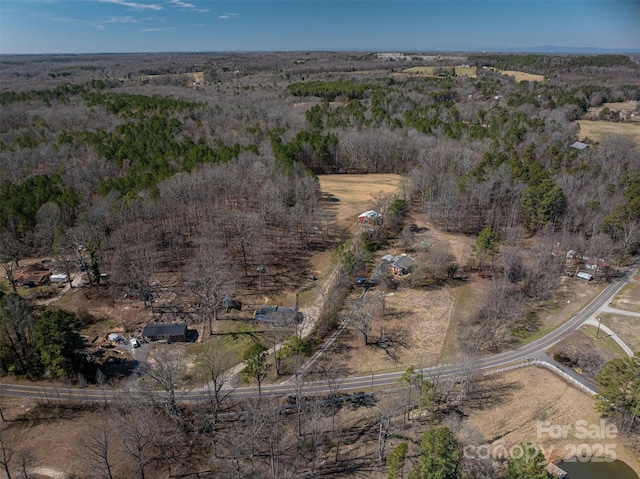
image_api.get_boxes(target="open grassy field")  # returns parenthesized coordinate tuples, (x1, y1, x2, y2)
(609, 281, 640, 313)
(318, 173, 404, 227)
(463, 367, 640, 475)
(578, 120, 640, 143)
(499, 70, 545, 82)
(402, 66, 477, 77)
(596, 101, 639, 113)
(479, 67, 544, 82)
(598, 314, 640, 354)
(185, 71, 204, 83)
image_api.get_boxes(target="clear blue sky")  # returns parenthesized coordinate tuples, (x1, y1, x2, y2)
(1, 0, 638, 54)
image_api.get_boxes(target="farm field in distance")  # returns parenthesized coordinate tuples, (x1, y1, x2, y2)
(1, 50, 639, 479)
(497, 69, 545, 82)
(402, 65, 477, 77)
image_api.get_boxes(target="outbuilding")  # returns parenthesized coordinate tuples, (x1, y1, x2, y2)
(357, 210, 381, 225)
(570, 141, 589, 151)
(576, 271, 594, 281)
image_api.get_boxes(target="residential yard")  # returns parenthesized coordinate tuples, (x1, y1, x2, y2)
(309, 176, 623, 376)
(327, 284, 456, 375)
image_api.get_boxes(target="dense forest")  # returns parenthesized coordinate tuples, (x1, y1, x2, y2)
(1, 51, 639, 478)
(1, 52, 639, 288)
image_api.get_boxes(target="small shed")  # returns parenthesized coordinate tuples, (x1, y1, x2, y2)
(570, 141, 589, 151)
(141, 323, 187, 342)
(358, 210, 381, 225)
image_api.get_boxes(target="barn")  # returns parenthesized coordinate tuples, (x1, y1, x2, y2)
(357, 210, 381, 225)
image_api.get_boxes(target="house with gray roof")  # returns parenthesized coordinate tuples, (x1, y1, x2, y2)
(141, 323, 187, 342)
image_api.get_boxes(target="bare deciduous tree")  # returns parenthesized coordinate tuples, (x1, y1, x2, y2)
(196, 338, 235, 437)
(141, 347, 188, 420)
(120, 410, 155, 479)
(81, 420, 115, 479)
(189, 241, 234, 334)
(351, 309, 373, 346)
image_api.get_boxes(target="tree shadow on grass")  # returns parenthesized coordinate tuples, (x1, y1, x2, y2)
(10, 401, 103, 425)
(461, 375, 524, 412)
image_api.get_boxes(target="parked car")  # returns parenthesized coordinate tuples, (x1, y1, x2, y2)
(130, 338, 140, 348)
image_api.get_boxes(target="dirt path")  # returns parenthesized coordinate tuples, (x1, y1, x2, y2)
(221, 175, 402, 388)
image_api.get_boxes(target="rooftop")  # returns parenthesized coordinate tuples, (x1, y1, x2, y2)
(141, 323, 187, 337)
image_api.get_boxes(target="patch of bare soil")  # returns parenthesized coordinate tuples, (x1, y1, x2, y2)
(463, 367, 639, 474)
(30, 467, 69, 479)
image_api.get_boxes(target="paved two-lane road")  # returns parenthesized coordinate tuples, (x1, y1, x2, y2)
(0, 262, 636, 403)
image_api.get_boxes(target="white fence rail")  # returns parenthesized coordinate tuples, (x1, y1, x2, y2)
(480, 359, 597, 396)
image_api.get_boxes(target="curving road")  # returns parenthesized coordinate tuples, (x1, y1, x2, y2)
(0, 262, 636, 403)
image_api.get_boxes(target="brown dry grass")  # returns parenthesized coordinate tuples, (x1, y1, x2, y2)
(56, 286, 151, 338)
(306, 201, 478, 374)
(185, 71, 204, 83)
(3, 367, 639, 478)
(340, 285, 455, 375)
(499, 70, 545, 82)
(534, 277, 605, 336)
(586, 101, 640, 121)
(578, 120, 640, 143)
(464, 367, 639, 474)
(547, 326, 625, 363)
(0, 399, 128, 478)
(318, 174, 404, 228)
(598, 314, 640, 354)
(610, 281, 640, 312)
